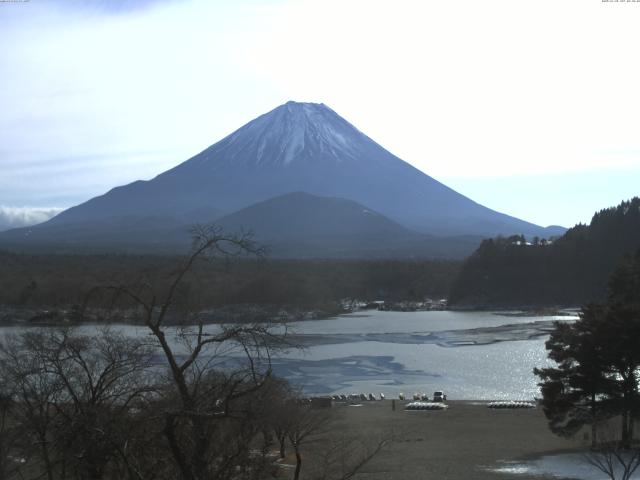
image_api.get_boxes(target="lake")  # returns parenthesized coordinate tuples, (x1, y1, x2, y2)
(0, 310, 576, 400)
(270, 309, 574, 399)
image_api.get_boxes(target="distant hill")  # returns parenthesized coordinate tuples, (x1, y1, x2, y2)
(215, 192, 483, 258)
(449, 197, 640, 307)
(0, 101, 564, 256)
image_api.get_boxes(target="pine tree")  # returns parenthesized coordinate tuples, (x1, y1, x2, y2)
(535, 250, 640, 447)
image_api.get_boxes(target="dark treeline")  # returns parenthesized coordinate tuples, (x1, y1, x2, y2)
(450, 197, 640, 308)
(0, 251, 460, 317)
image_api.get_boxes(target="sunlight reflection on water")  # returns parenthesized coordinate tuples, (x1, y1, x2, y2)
(270, 310, 574, 398)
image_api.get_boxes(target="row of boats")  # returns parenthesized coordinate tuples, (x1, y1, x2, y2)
(330, 391, 447, 402)
(404, 401, 448, 411)
(487, 401, 536, 409)
(331, 393, 386, 402)
(401, 391, 447, 402)
(329, 394, 535, 409)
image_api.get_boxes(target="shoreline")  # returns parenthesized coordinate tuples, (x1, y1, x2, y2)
(0, 303, 582, 329)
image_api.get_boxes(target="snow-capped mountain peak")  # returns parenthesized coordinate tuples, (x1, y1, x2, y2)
(191, 101, 373, 169)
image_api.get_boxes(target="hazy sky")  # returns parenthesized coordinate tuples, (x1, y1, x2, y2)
(1, 0, 639, 230)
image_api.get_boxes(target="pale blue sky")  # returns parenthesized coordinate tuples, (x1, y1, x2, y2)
(0, 0, 639, 230)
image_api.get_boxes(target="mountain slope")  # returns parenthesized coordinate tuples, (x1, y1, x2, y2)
(217, 192, 412, 239)
(44, 101, 559, 238)
(214, 192, 482, 258)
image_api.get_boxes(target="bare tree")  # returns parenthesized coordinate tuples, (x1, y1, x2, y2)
(584, 447, 640, 480)
(1, 330, 67, 480)
(101, 225, 291, 480)
(259, 379, 297, 459)
(285, 403, 331, 480)
(46, 328, 156, 480)
(312, 432, 390, 480)
(0, 384, 18, 480)
(276, 401, 391, 480)
(583, 424, 640, 480)
(0, 327, 156, 480)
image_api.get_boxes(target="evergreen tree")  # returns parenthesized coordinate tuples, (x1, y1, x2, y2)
(534, 304, 613, 446)
(535, 250, 640, 447)
(601, 250, 640, 447)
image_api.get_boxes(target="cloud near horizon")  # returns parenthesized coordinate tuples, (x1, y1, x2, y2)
(0, 206, 64, 232)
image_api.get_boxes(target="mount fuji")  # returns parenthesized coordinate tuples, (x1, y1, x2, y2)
(0, 101, 564, 256)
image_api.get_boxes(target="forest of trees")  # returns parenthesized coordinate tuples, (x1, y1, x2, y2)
(449, 198, 640, 308)
(0, 249, 460, 323)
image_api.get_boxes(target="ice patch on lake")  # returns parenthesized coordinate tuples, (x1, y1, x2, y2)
(268, 355, 437, 394)
(286, 320, 557, 348)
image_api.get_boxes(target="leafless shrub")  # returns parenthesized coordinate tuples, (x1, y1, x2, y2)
(583, 424, 640, 480)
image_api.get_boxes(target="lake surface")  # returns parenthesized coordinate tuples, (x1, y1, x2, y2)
(270, 310, 574, 399)
(0, 310, 576, 400)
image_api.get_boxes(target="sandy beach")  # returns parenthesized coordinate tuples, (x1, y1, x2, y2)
(293, 400, 585, 480)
